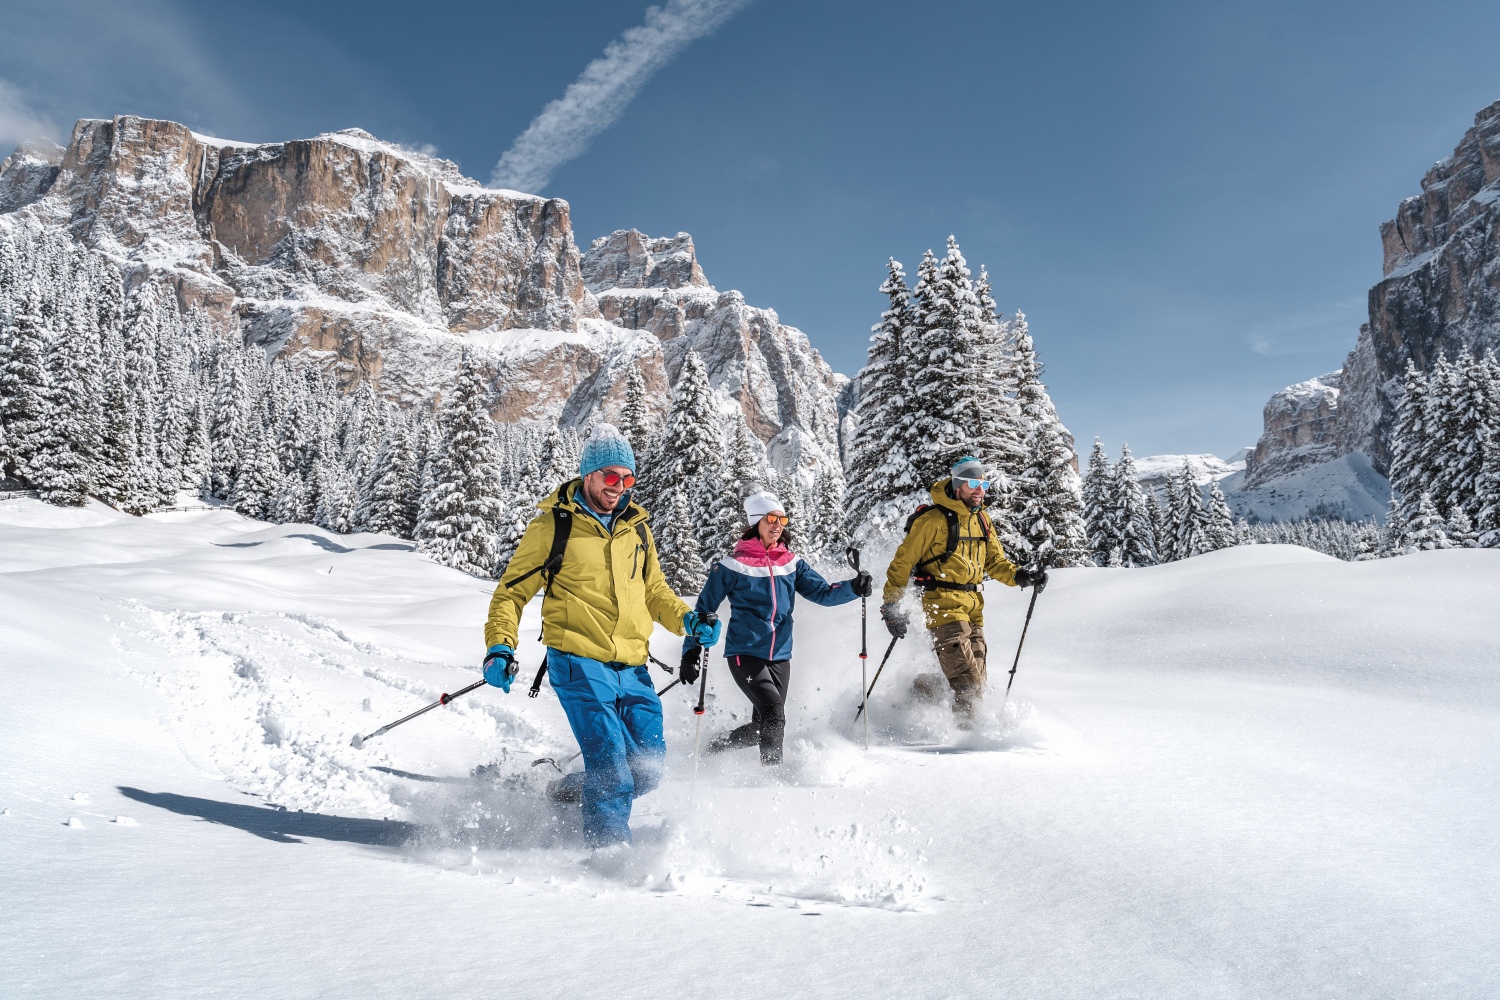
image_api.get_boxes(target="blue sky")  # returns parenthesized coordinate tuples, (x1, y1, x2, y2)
(2, 0, 1497, 457)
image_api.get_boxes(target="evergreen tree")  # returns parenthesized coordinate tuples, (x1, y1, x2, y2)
(1205, 479, 1238, 551)
(908, 238, 989, 486)
(1440, 351, 1492, 522)
(1012, 417, 1087, 571)
(415, 357, 505, 577)
(120, 288, 170, 512)
(536, 424, 581, 495)
(1402, 493, 1453, 551)
(618, 362, 654, 460)
(845, 258, 922, 535)
(208, 343, 251, 499)
(1114, 444, 1158, 567)
(365, 418, 420, 538)
(230, 405, 281, 520)
(0, 283, 50, 479)
(656, 487, 705, 594)
(812, 469, 846, 556)
(1476, 430, 1500, 548)
(31, 293, 104, 505)
(1381, 498, 1408, 557)
(314, 460, 358, 534)
(641, 350, 724, 559)
(1082, 438, 1118, 566)
(1447, 505, 1479, 548)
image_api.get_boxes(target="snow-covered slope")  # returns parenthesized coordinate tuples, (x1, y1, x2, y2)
(1220, 452, 1391, 523)
(1131, 452, 1245, 491)
(4, 498, 1498, 997)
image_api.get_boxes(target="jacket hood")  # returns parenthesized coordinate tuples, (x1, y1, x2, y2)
(731, 536, 797, 567)
(930, 478, 981, 514)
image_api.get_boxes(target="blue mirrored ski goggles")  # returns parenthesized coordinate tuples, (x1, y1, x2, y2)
(958, 477, 991, 490)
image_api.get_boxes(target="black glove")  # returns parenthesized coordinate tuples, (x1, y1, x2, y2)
(851, 570, 873, 598)
(679, 645, 702, 686)
(1015, 567, 1049, 593)
(880, 602, 908, 639)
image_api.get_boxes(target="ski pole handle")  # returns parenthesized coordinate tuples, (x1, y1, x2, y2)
(693, 611, 716, 715)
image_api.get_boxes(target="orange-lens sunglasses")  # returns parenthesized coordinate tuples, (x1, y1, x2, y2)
(762, 513, 791, 526)
(601, 471, 636, 489)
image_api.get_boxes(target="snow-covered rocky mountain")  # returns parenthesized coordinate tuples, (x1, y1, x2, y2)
(1131, 452, 1245, 492)
(0, 116, 849, 478)
(582, 229, 851, 474)
(1245, 100, 1500, 501)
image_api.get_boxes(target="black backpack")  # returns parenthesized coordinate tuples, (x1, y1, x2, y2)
(903, 503, 992, 592)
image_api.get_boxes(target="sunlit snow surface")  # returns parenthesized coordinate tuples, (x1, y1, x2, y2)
(2, 497, 1498, 997)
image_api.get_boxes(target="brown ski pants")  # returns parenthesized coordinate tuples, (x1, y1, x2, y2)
(929, 620, 987, 716)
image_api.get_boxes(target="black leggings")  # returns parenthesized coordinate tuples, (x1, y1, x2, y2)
(722, 654, 790, 764)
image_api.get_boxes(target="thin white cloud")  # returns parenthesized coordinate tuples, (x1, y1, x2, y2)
(491, 0, 754, 193)
(1246, 299, 1365, 357)
(0, 79, 61, 151)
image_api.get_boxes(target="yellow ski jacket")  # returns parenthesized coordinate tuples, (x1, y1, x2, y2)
(882, 479, 1020, 627)
(484, 480, 690, 664)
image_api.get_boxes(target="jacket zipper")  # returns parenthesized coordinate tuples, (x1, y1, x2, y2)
(768, 567, 778, 659)
(632, 543, 640, 579)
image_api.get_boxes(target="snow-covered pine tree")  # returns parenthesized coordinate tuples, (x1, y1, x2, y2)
(1476, 429, 1500, 548)
(845, 258, 923, 536)
(314, 460, 358, 534)
(1011, 416, 1088, 571)
(230, 403, 281, 520)
(364, 417, 421, 539)
(656, 487, 705, 594)
(974, 271, 1028, 516)
(416, 357, 505, 576)
(618, 362, 654, 461)
(1387, 361, 1433, 522)
(1168, 464, 1211, 560)
(1447, 506, 1479, 548)
(1402, 493, 1453, 551)
(1082, 438, 1118, 566)
(1381, 498, 1408, 557)
(1205, 479, 1237, 551)
(812, 469, 846, 557)
(208, 341, 250, 500)
(642, 350, 724, 561)
(1114, 444, 1158, 567)
(0, 282, 50, 480)
(120, 287, 171, 512)
(31, 290, 104, 505)
(535, 423, 581, 495)
(1439, 351, 1492, 522)
(908, 238, 989, 486)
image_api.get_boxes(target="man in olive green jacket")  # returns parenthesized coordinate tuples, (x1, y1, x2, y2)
(882, 456, 1047, 722)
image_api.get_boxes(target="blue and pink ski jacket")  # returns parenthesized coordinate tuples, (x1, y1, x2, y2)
(684, 538, 860, 662)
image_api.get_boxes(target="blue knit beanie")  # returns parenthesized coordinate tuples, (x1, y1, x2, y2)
(579, 423, 636, 477)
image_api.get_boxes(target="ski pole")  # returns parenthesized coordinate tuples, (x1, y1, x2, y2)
(1001, 585, 1042, 709)
(351, 678, 486, 749)
(533, 749, 582, 773)
(851, 635, 900, 726)
(847, 546, 869, 749)
(689, 611, 718, 804)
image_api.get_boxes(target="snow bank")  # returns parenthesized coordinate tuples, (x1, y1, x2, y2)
(3, 498, 1498, 997)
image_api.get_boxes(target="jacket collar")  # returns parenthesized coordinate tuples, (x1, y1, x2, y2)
(544, 478, 647, 529)
(731, 536, 797, 567)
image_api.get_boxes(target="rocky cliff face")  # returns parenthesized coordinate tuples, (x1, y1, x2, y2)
(0, 116, 849, 477)
(1248, 100, 1500, 487)
(583, 230, 849, 476)
(1243, 371, 1342, 488)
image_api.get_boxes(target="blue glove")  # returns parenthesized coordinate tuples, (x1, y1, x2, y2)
(482, 644, 516, 692)
(683, 611, 722, 648)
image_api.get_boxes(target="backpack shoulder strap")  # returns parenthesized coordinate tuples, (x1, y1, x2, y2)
(635, 521, 653, 578)
(910, 505, 960, 576)
(501, 505, 573, 595)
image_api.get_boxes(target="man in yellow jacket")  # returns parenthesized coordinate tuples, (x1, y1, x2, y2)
(882, 456, 1047, 723)
(483, 424, 721, 847)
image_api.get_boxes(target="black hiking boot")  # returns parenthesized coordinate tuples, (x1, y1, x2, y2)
(546, 772, 583, 803)
(707, 720, 761, 755)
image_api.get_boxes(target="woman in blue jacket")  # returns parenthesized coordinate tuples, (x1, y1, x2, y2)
(680, 491, 873, 765)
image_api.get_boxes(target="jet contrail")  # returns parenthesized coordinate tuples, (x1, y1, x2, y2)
(490, 0, 753, 194)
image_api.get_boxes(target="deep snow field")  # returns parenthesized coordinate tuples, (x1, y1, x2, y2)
(2, 497, 1498, 998)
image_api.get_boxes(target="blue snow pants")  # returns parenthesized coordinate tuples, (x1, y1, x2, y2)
(546, 650, 665, 846)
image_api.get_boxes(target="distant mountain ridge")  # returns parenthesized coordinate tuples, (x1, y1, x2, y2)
(0, 115, 849, 480)
(1246, 100, 1500, 506)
